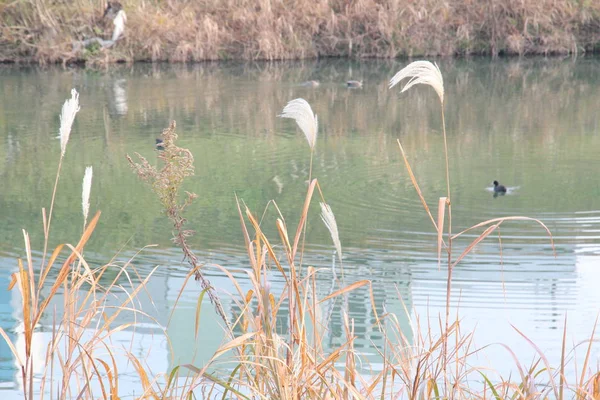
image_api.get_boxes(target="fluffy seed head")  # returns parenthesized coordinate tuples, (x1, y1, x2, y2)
(82, 166, 93, 225)
(389, 61, 444, 104)
(59, 89, 81, 157)
(278, 98, 318, 150)
(320, 202, 342, 263)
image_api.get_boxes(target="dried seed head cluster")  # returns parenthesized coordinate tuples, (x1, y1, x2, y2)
(127, 121, 228, 323)
(127, 121, 197, 226)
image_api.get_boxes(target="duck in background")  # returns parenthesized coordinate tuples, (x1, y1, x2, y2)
(346, 80, 363, 88)
(301, 80, 320, 87)
(493, 180, 507, 197)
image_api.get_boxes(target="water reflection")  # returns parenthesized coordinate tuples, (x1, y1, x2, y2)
(0, 58, 599, 394)
(108, 78, 128, 117)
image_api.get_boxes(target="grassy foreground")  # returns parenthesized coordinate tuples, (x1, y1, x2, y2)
(1, 61, 599, 399)
(1, 0, 600, 64)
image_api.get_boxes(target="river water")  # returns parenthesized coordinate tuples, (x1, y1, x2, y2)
(0, 58, 599, 397)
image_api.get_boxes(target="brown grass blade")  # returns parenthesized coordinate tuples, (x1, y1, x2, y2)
(39, 244, 65, 290)
(578, 313, 599, 393)
(437, 197, 447, 270)
(319, 280, 370, 303)
(95, 358, 116, 399)
(276, 218, 292, 257)
(106, 344, 120, 399)
(244, 206, 287, 280)
(0, 327, 22, 366)
(17, 259, 32, 358)
(452, 216, 555, 254)
(194, 288, 208, 341)
(213, 332, 257, 360)
(292, 178, 317, 260)
(559, 313, 567, 400)
(128, 355, 160, 400)
(34, 211, 101, 328)
(511, 323, 559, 399)
(22, 230, 36, 311)
(167, 265, 207, 327)
(592, 373, 600, 399)
(7, 273, 17, 290)
(451, 223, 500, 268)
(235, 194, 256, 268)
(396, 140, 438, 232)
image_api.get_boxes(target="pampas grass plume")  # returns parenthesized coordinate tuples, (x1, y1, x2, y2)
(278, 98, 318, 150)
(320, 202, 342, 263)
(389, 61, 444, 104)
(59, 89, 81, 157)
(82, 166, 93, 226)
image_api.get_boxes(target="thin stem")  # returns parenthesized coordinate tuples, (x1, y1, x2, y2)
(442, 108, 451, 202)
(40, 155, 63, 285)
(297, 150, 314, 271)
(289, 149, 314, 376)
(441, 105, 454, 391)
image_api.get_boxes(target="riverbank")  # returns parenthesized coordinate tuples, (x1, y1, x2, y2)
(1, 0, 600, 64)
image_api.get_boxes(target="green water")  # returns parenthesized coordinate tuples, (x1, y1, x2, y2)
(0, 58, 599, 395)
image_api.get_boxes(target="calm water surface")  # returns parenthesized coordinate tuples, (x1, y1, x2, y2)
(1, 58, 600, 396)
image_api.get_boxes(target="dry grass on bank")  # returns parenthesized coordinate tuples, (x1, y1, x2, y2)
(1, 0, 600, 64)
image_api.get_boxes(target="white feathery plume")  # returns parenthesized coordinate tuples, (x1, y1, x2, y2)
(320, 202, 342, 263)
(82, 166, 93, 225)
(278, 98, 318, 150)
(389, 61, 444, 104)
(59, 89, 81, 157)
(112, 9, 127, 42)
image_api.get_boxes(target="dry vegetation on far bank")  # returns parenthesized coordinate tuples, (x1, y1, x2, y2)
(1, 0, 600, 64)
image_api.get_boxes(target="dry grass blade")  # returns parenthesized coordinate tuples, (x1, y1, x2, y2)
(560, 314, 567, 400)
(278, 98, 318, 150)
(437, 197, 447, 270)
(592, 373, 600, 398)
(396, 140, 439, 233)
(95, 358, 118, 399)
(292, 178, 317, 259)
(578, 313, 599, 394)
(235, 194, 256, 268)
(244, 206, 286, 279)
(319, 280, 370, 303)
(452, 216, 554, 246)
(213, 332, 257, 360)
(0, 327, 22, 366)
(194, 288, 208, 341)
(451, 223, 500, 268)
(38, 244, 64, 291)
(276, 218, 292, 256)
(389, 61, 444, 104)
(511, 324, 559, 399)
(128, 355, 160, 400)
(320, 202, 342, 264)
(16, 259, 32, 358)
(34, 211, 101, 329)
